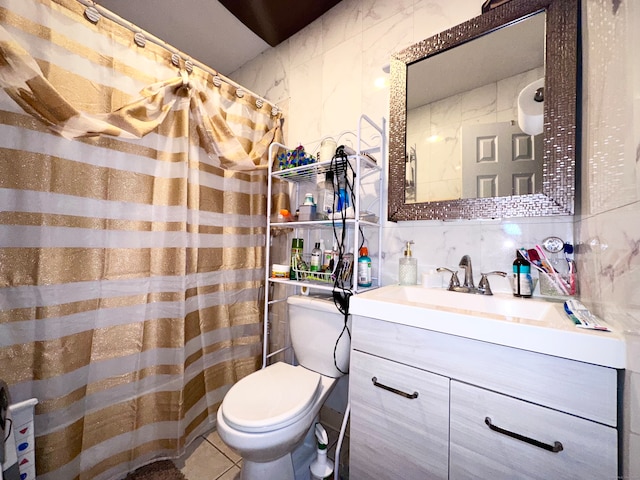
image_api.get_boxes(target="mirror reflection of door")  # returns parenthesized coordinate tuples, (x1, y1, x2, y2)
(462, 122, 543, 198)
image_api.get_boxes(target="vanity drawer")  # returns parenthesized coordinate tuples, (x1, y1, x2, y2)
(350, 350, 450, 480)
(352, 315, 618, 426)
(449, 380, 618, 480)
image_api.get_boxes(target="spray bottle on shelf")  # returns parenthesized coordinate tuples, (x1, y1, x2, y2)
(310, 423, 334, 480)
(358, 246, 372, 288)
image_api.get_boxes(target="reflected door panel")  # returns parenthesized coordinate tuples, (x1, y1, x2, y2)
(462, 122, 542, 199)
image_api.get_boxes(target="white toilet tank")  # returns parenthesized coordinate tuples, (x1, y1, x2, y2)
(287, 294, 351, 378)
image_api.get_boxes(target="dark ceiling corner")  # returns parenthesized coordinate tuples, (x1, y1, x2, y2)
(219, 0, 342, 47)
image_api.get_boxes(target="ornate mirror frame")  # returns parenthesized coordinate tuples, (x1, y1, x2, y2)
(387, 0, 579, 221)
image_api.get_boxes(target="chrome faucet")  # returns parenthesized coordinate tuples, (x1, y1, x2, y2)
(436, 267, 460, 290)
(458, 255, 474, 289)
(438, 256, 507, 296)
(477, 271, 508, 295)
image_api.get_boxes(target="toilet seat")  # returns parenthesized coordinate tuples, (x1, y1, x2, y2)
(220, 362, 321, 433)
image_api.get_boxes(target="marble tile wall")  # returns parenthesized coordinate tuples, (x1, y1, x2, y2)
(231, 0, 638, 474)
(578, 0, 640, 477)
(231, 0, 572, 285)
(231, 0, 573, 290)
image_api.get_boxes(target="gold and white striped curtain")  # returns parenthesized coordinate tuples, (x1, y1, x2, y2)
(0, 0, 283, 479)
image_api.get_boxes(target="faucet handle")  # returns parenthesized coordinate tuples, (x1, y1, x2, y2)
(478, 271, 507, 295)
(436, 267, 460, 291)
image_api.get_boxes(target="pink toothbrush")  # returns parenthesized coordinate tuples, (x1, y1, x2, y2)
(535, 244, 569, 295)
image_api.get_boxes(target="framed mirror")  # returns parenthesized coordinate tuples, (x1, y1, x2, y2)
(388, 0, 579, 221)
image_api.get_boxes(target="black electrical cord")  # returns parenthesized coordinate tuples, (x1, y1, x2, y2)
(328, 145, 358, 375)
(3, 417, 12, 442)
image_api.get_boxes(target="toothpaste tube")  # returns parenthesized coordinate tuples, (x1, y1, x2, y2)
(563, 300, 611, 332)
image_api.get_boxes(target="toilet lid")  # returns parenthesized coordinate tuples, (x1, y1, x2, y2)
(221, 362, 321, 433)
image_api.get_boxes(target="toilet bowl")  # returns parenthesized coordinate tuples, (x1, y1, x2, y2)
(216, 294, 350, 480)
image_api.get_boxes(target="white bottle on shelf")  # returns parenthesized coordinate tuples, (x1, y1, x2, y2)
(317, 171, 335, 216)
(310, 242, 322, 272)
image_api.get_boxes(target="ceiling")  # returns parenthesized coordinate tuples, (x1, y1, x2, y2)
(97, 0, 340, 75)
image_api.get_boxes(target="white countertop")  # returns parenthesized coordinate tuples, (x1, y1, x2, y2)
(350, 285, 626, 369)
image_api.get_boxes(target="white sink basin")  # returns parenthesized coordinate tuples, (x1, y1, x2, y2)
(377, 285, 554, 321)
(350, 285, 625, 368)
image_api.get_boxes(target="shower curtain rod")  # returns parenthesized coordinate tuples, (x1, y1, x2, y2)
(75, 0, 277, 111)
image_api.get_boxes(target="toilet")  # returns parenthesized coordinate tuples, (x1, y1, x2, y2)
(216, 294, 351, 480)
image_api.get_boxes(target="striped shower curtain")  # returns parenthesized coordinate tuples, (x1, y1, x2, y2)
(0, 1, 282, 479)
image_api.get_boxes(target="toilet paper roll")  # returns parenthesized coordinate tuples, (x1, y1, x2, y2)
(517, 78, 544, 136)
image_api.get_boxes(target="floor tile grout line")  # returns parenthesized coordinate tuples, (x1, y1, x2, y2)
(214, 463, 239, 480)
(202, 434, 241, 466)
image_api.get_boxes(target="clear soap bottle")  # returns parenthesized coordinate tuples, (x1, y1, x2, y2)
(399, 241, 417, 285)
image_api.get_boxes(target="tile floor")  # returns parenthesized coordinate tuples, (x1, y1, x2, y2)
(174, 409, 349, 480)
(174, 430, 242, 480)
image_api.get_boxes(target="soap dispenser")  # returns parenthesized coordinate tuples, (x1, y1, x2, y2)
(399, 241, 418, 285)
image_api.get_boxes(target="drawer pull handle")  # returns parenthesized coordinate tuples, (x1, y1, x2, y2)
(485, 417, 564, 453)
(371, 377, 418, 399)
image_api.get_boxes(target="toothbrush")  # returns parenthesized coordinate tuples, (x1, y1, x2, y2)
(527, 248, 543, 269)
(568, 261, 576, 295)
(518, 248, 530, 261)
(535, 245, 569, 295)
(521, 249, 565, 293)
(563, 243, 576, 294)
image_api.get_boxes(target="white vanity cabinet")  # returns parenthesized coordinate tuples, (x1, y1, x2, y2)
(349, 314, 620, 480)
(349, 350, 449, 479)
(449, 380, 617, 480)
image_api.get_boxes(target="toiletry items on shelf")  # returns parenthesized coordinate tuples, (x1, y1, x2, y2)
(336, 174, 349, 213)
(323, 242, 335, 271)
(290, 238, 304, 280)
(310, 243, 322, 272)
(303, 193, 315, 206)
(338, 252, 354, 287)
(357, 246, 372, 288)
(277, 145, 315, 169)
(317, 138, 337, 163)
(317, 171, 335, 216)
(272, 264, 289, 278)
(399, 241, 417, 285)
(298, 193, 317, 221)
